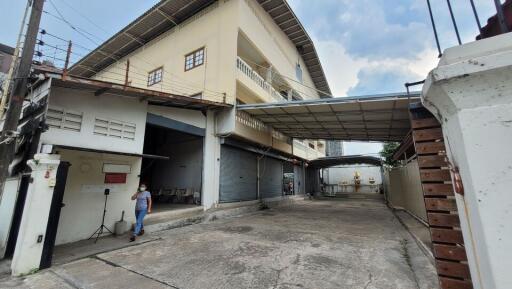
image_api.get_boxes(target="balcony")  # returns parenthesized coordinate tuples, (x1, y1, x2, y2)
(236, 57, 288, 103)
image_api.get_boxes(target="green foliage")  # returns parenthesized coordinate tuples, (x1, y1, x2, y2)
(380, 142, 400, 167)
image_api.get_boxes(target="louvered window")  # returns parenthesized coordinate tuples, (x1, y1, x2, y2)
(94, 118, 136, 140)
(46, 107, 83, 132)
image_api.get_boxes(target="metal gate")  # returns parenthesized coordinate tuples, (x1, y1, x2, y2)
(410, 104, 473, 289)
(259, 157, 283, 199)
(219, 145, 257, 202)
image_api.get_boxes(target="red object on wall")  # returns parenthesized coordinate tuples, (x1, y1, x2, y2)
(104, 173, 127, 184)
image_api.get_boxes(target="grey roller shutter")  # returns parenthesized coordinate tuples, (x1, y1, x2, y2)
(220, 146, 257, 202)
(259, 157, 283, 199)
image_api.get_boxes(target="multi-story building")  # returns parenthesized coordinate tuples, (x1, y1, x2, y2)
(68, 0, 329, 203)
(326, 140, 343, 157)
(71, 0, 329, 160)
(2, 0, 332, 275)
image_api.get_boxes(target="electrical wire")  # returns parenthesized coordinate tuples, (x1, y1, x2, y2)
(41, 1, 228, 99)
(38, 31, 224, 100)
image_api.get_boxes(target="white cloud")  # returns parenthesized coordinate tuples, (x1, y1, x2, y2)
(314, 40, 366, 97)
(343, 142, 383, 156)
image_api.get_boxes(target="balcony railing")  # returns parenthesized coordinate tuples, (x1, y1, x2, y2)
(236, 57, 287, 102)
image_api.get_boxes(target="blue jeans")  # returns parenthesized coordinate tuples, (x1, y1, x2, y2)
(134, 209, 147, 236)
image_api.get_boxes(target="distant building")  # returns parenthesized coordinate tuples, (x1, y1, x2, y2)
(0, 43, 15, 94)
(326, 140, 343, 156)
(0, 43, 14, 74)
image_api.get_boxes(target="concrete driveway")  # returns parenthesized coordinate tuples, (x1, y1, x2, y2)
(0, 197, 438, 289)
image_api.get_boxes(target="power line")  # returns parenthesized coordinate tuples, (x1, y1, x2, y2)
(41, 1, 227, 98)
(39, 29, 224, 100)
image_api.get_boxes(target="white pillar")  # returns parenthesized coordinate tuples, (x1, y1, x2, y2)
(202, 110, 221, 209)
(11, 154, 60, 276)
(422, 33, 512, 289)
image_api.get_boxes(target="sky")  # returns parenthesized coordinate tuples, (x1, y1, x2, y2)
(0, 0, 498, 155)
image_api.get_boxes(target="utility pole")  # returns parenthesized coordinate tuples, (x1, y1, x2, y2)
(0, 0, 45, 200)
(0, 0, 31, 119)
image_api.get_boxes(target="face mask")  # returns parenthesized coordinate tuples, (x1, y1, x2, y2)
(139, 187, 146, 192)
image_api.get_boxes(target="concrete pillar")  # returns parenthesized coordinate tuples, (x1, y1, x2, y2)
(422, 33, 512, 289)
(11, 154, 60, 276)
(202, 110, 221, 209)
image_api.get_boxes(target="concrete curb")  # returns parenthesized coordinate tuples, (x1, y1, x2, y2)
(391, 209, 435, 266)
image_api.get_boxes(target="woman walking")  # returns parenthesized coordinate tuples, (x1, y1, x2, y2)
(130, 184, 152, 242)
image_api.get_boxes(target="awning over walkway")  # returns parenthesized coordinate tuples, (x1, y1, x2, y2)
(237, 92, 420, 142)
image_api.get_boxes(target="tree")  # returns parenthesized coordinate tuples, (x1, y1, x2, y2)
(380, 142, 400, 168)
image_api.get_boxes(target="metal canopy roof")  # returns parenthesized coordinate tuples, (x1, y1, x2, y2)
(309, 155, 383, 168)
(39, 68, 231, 111)
(69, 0, 331, 96)
(237, 92, 420, 142)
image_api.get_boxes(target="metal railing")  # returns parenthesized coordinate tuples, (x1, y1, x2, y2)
(236, 57, 287, 102)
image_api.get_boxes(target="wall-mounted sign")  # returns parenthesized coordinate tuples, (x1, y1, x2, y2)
(105, 173, 127, 184)
(103, 163, 131, 173)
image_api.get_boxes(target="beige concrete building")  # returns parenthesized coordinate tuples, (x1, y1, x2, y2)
(70, 0, 329, 161)
(2, 0, 332, 275)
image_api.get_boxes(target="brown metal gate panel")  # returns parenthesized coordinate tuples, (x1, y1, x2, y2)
(409, 104, 473, 289)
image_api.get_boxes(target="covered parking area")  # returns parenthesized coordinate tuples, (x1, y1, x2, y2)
(307, 155, 384, 196)
(237, 93, 474, 289)
(237, 92, 418, 198)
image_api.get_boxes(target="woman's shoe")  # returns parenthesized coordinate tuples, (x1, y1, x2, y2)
(138, 229, 145, 236)
(129, 236, 136, 242)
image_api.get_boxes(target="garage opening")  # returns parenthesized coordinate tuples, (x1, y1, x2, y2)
(141, 124, 203, 213)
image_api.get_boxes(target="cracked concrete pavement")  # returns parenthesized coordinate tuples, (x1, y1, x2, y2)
(0, 197, 439, 289)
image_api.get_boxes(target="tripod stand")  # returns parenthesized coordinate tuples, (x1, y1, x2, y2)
(89, 189, 113, 243)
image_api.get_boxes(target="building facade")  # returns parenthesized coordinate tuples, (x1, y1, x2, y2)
(1, 0, 332, 275)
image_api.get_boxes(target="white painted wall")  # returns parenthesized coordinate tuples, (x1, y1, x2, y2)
(422, 33, 512, 289)
(147, 105, 206, 129)
(324, 165, 382, 194)
(54, 149, 141, 245)
(41, 86, 148, 155)
(384, 160, 428, 222)
(0, 177, 20, 257)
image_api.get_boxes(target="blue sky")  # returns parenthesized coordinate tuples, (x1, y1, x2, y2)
(0, 0, 498, 155)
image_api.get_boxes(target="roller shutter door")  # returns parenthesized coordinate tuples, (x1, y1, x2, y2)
(220, 146, 257, 202)
(259, 157, 283, 199)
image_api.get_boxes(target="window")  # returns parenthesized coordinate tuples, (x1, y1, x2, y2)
(147, 67, 163, 86)
(296, 63, 303, 83)
(185, 47, 205, 71)
(94, 117, 136, 140)
(46, 107, 83, 132)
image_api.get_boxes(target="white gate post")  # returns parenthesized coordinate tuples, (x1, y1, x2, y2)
(11, 154, 60, 276)
(422, 33, 512, 289)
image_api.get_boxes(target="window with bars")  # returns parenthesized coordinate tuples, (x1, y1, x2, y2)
(46, 107, 83, 132)
(147, 67, 163, 86)
(93, 117, 136, 140)
(184, 47, 205, 71)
